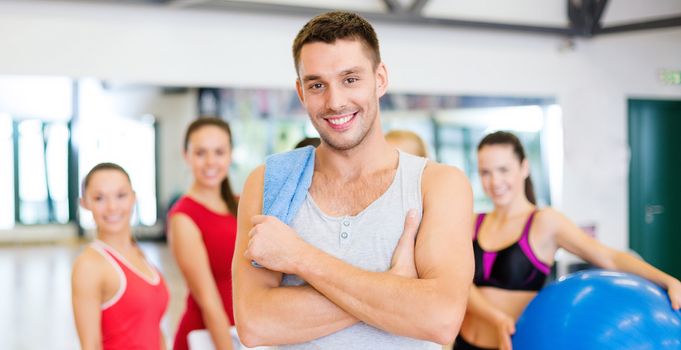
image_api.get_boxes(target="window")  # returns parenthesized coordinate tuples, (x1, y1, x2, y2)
(78, 117, 157, 229)
(18, 120, 49, 224)
(435, 105, 552, 211)
(0, 114, 13, 229)
(16, 120, 70, 224)
(0, 76, 73, 227)
(45, 123, 70, 223)
(211, 88, 560, 211)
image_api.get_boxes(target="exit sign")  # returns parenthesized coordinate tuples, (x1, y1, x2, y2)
(659, 69, 681, 85)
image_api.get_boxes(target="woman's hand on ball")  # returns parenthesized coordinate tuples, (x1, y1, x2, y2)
(667, 278, 681, 310)
(493, 312, 516, 350)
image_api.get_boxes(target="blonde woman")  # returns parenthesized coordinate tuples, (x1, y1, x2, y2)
(386, 130, 428, 157)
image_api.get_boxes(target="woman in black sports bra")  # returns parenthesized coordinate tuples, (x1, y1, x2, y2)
(455, 131, 681, 350)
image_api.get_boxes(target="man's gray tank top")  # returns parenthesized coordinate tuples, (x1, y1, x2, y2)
(279, 151, 441, 350)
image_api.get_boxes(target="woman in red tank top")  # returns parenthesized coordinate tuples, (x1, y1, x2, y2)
(72, 163, 169, 350)
(168, 118, 239, 350)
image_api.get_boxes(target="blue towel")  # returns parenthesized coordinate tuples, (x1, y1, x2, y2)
(263, 145, 315, 225)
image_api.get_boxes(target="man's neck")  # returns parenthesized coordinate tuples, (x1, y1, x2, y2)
(315, 132, 396, 180)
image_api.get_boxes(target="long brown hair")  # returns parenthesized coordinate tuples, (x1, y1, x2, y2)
(477, 131, 536, 205)
(183, 117, 238, 215)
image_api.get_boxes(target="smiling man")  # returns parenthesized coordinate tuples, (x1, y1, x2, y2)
(232, 11, 473, 349)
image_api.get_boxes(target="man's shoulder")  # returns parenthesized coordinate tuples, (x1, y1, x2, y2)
(423, 160, 466, 181)
(247, 164, 266, 182)
(422, 161, 470, 195)
(241, 165, 266, 202)
(265, 146, 315, 167)
(263, 146, 315, 183)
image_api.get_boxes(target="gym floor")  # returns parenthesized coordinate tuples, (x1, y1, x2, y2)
(0, 241, 187, 350)
(0, 241, 453, 350)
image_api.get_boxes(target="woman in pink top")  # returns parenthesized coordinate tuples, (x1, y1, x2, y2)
(72, 163, 169, 350)
(458, 131, 681, 350)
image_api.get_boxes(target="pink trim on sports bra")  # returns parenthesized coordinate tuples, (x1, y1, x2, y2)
(474, 211, 551, 276)
(482, 252, 498, 280)
(518, 212, 551, 274)
(473, 213, 485, 240)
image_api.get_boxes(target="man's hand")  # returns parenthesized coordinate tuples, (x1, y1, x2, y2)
(389, 209, 420, 278)
(245, 215, 307, 274)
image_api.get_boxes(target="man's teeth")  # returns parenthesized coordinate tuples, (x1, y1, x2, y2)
(329, 115, 352, 125)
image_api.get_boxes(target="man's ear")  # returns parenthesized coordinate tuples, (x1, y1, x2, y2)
(182, 148, 189, 163)
(375, 62, 389, 98)
(296, 78, 305, 105)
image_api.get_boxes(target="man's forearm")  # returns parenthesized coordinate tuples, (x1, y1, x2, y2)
(237, 284, 358, 346)
(295, 247, 466, 344)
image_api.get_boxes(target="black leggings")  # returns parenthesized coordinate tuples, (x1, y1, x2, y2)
(453, 336, 497, 350)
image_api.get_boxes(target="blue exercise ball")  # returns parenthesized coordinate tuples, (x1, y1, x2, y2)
(513, 269, 681, 349)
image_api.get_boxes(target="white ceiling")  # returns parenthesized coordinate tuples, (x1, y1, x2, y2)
(32, 0, 681, 36)
(602, 0, 681, 25)
(225, 0, 681, 27)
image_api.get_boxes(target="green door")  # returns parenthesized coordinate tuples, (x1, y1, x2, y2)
(629, 99, 681, 280)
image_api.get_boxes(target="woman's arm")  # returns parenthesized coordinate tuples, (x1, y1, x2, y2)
(168, 214, 234, 350)
(71, 250, 104, 350)
(160, 330, 167, 350)
(549, 208, 681, 310)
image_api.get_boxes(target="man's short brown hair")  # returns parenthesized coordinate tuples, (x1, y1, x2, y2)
(292, 11, 381, 75)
